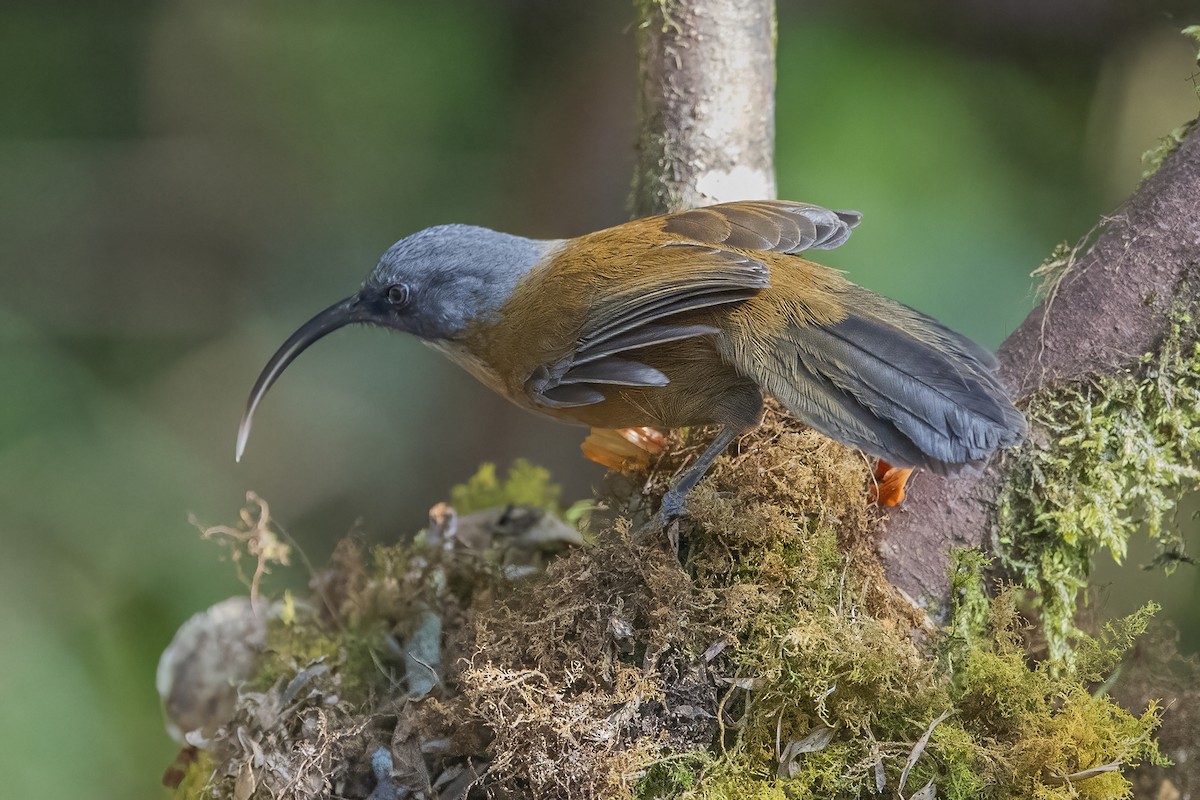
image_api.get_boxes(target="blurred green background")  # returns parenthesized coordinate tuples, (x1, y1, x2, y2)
(1, 1, 1197, 797)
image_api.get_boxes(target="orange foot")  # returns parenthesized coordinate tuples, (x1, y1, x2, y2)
(581, 427, 668, 472)
(869, 460, 914, 507)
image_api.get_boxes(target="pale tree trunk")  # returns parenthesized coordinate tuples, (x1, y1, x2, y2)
(632, 0, 777, 215)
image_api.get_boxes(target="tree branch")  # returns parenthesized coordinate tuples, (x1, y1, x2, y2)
(881, 120, 1200, 606)
(632, 0, 777, 215)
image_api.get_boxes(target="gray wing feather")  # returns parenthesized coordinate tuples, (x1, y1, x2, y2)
(557, 358, 669, 387)
(757, 308, 1024, 473)
(661, 201, 861, 255)
(573, 323, 721, 365)
(535, 384, 607, 409)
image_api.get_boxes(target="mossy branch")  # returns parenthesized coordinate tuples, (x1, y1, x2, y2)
(882, 116, 1200, 608)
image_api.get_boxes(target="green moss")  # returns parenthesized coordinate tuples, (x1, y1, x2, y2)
(686, 772, 789, 800)
(780, 742, 865, 799)
(946, 577, 1165, 799)
(696, 545, 1164, 799)
(169, 751, 216, 800)
(636, 754, 709, 799)
(1030, 241, 1077, 302)
(1141, 122, 1194, 179)
(249, 617, 340, 690)
(996, 317, 1200, 662)
(930, 723, 990, 800)
(668, 419, 1166, 799)
(1073, 603, 1158, 683)
(449, 458, 561, 513)
(947, 548, 993, 652)
(249, 615, 388, 704)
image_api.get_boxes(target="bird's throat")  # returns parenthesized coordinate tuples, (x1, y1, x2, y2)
(423, 338, 507, 396)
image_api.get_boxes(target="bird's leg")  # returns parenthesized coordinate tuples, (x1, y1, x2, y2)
(635, 385, 762, 539)
(655, 423, 747, 526)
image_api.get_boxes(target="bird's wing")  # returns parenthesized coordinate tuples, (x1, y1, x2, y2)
(743, 286, 1025, 473)
(658, 200, 862, 254)
(524, 245, 769, 409)
(522, 200, 858, 410)
(663, 203, 1022, 471)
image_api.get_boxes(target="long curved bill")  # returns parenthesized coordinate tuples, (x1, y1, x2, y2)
(236, 296, 361, 462)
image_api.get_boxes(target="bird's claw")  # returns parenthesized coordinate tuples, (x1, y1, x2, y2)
(658, 490, 688, 526)
(632, 491, 688, 542)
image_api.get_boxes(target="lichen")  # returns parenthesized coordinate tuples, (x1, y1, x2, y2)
(996, 313, 1200, 662)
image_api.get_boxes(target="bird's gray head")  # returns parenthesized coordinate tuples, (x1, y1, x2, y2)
(235, 223, 553, 460)
(362, 224, 546, 339)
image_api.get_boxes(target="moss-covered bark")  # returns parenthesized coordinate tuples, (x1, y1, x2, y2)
(996, 315, 1200, 663)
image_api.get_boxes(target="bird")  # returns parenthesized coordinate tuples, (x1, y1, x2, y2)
(236, 200, 1026, 523)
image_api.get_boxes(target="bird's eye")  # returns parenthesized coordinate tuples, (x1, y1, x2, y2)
(386, 283, 410, 307)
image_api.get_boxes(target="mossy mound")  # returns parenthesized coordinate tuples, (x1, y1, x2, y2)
(167, 407, 1166, 800)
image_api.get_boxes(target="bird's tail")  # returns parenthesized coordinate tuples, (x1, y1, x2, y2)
(735, 286, 1026, 473)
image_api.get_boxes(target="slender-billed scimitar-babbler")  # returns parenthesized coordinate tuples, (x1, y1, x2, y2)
(237, 201, 1026, 521)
